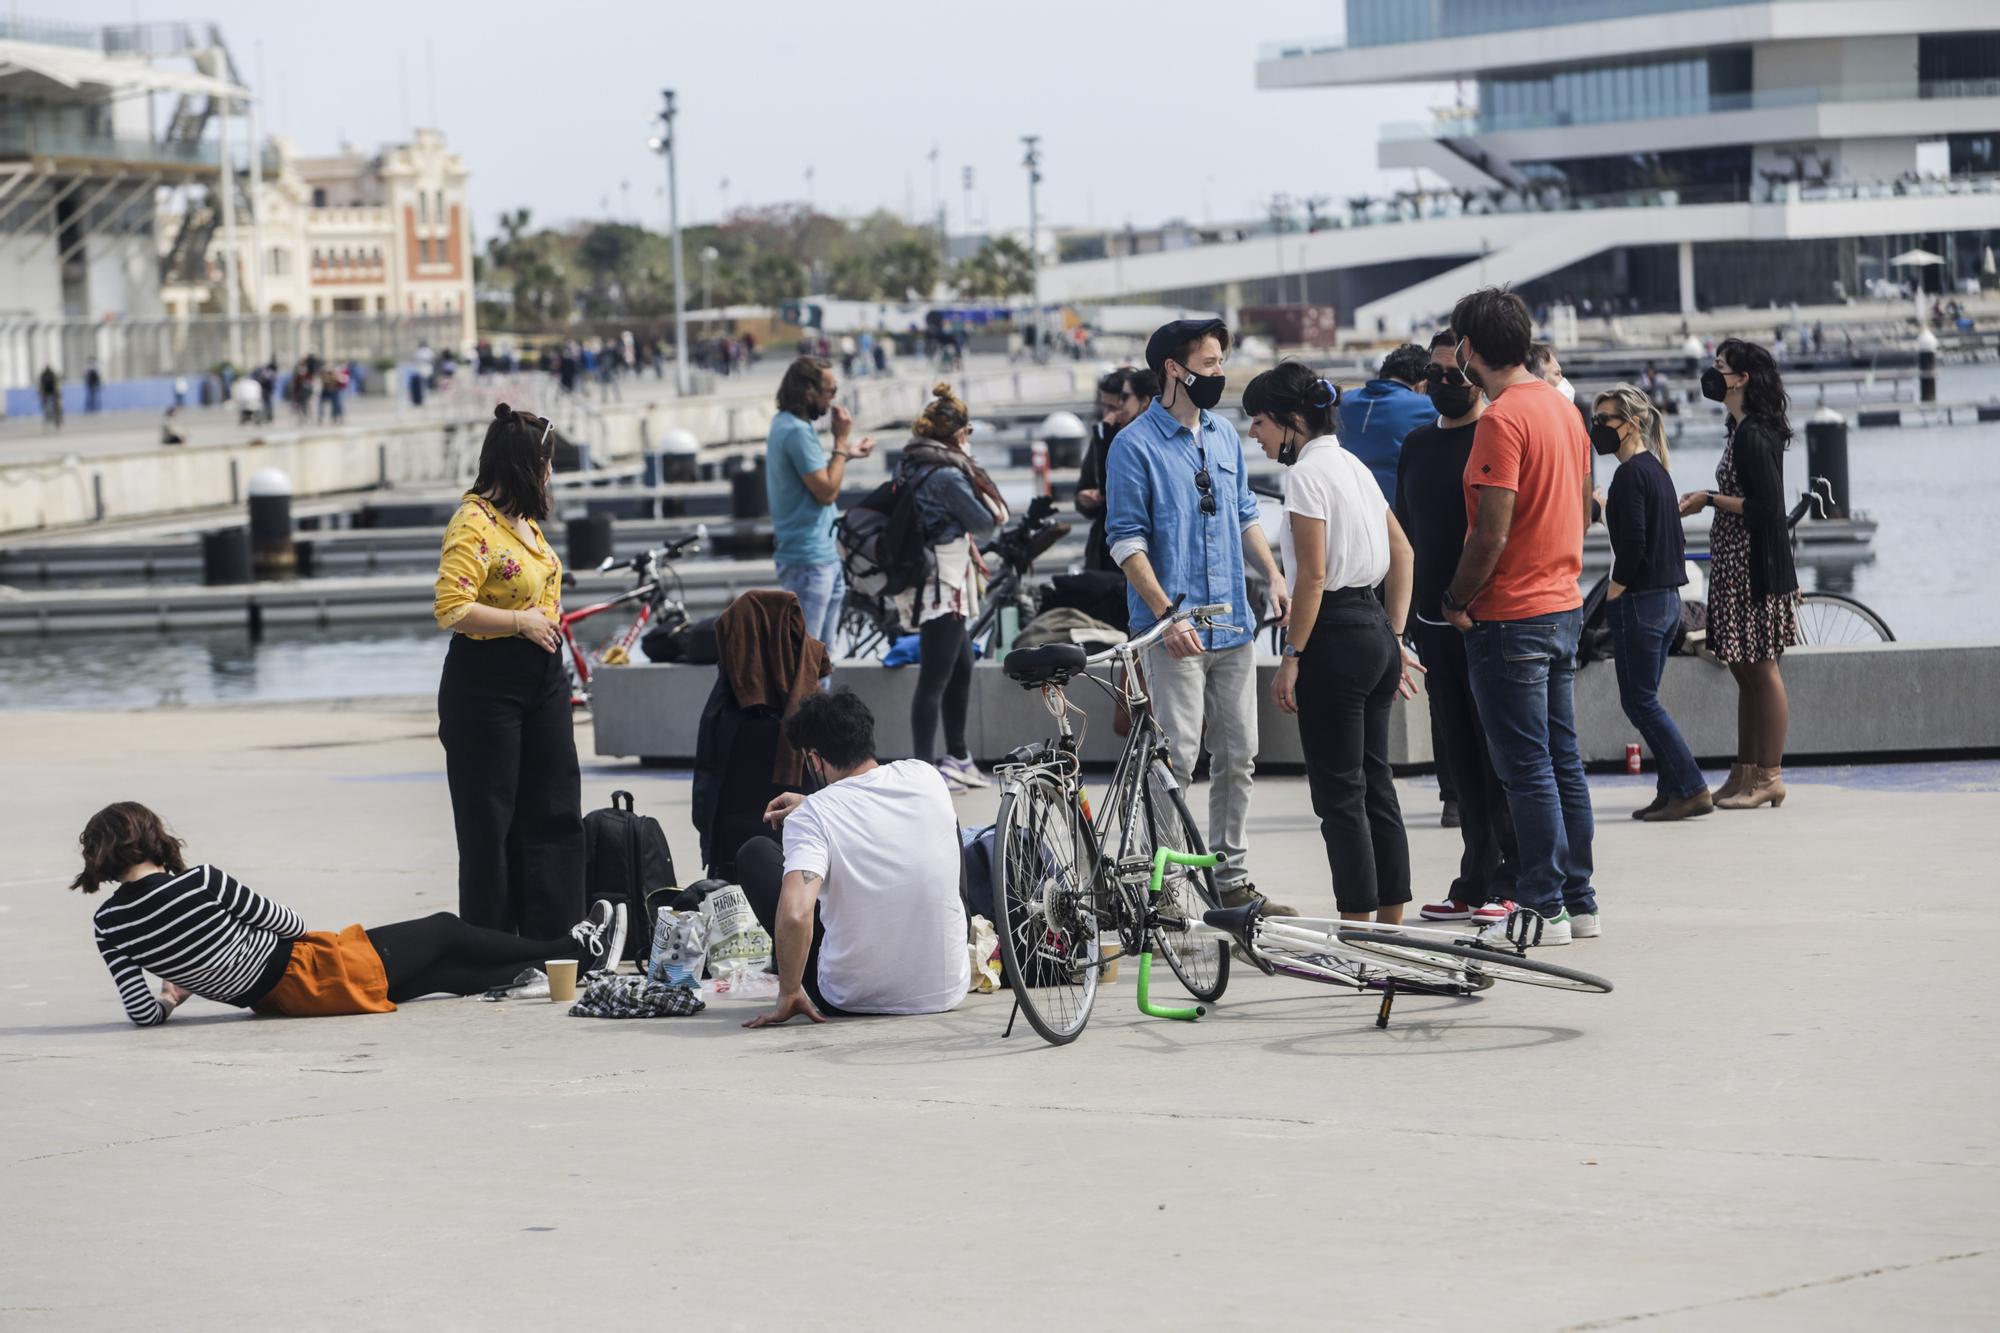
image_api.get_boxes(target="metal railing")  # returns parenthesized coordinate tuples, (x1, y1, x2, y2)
(1383, 77, 2000, 140)
(0, 126, 219, 169)
(1, 313, 466, 394)
(0, 16, 100, 50)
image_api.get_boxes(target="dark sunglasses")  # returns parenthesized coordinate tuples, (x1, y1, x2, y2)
(1194, 463, 1216, 516)
(1422, 363, 1470, 388)
(1591, 413, 1625, 429)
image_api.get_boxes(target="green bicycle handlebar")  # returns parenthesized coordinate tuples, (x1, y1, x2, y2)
(1134, 846, 1221, 1022)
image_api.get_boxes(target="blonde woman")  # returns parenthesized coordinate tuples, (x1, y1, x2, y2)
(1591, 385, 1709, 821)
(895, 383, 1007, 792)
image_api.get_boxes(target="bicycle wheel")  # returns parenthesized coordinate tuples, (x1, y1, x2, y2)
(992, 780, 1101, 1045)
(1335, 929, 1612, 994)
(1138, 764, 1229, 1003)
(1795, 592, 1893, 646)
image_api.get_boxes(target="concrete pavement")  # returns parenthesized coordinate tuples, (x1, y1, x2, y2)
(1, 701, 1995, 1330)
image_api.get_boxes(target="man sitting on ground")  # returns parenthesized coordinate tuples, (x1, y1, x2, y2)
(738, 690, 969, 1027)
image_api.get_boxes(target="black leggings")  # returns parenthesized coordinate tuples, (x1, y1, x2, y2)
(911, 613, 973, 763)
(366, 912, 582, 1003)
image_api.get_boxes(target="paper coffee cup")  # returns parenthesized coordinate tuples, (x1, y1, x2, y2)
(1099, 942, 1120, 984)
(546, 958, 578, 1002)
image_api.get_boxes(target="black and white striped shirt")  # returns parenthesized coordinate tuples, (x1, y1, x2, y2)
(93, 865, 306, 1027)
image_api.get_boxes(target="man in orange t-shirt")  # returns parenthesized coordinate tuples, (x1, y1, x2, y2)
(1440, 288, 1598, 948)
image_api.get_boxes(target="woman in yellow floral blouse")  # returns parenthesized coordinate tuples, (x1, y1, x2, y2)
(433, 404, 584, 939)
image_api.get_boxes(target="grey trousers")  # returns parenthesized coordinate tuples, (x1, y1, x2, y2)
(1146, 640, 1259, 889)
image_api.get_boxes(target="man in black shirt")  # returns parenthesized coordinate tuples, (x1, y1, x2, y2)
(1076, 366, 1157, 572)
(1394, 331, 1517, 921)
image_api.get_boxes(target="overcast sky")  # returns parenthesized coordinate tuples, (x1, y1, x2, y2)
(81, 0, 1451, 240)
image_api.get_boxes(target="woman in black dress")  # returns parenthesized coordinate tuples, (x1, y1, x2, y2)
(1680, 339, 1798, 810)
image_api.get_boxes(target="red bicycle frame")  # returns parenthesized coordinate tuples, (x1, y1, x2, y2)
(559, 583, 658, 706)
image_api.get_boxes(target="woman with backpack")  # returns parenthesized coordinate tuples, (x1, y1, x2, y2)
(896, 382, 1007, 793)
(73, 802, 623, 1027)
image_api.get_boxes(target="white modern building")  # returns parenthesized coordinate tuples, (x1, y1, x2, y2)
(0, 19, 243, 326)
(1042, 0, 2000, 333)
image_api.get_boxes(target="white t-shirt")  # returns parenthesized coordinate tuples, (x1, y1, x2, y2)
(1280, 436, 1391, 595)
(782, 760, 970, 1014)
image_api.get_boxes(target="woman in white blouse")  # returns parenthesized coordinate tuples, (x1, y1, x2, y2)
(1243, 362, 1423, 923)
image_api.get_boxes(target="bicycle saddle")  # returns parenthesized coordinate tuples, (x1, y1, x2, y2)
(1201, 901, 1262, 949)
(1003, 642, 1086, 686)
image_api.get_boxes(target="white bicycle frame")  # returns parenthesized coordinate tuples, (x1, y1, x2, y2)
(1243, 916, 1490, 992)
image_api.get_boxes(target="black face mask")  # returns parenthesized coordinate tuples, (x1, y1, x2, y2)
(1590, 423, 1624, 456)
(1173, 368, 1226, 412)
(1277, 429, 1300, 468)
(1428, 384, 1476, 419)
(1700, 367, 1729, 402)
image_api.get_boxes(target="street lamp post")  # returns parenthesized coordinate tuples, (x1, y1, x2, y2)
(700, 245, 718, 325)
(1021, 135, 1041, 355)
(649, 89, 690, 396)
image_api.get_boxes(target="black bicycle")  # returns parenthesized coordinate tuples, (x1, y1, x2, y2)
(990, 598, 1230, 1046)
(837, 493, 1071, 661)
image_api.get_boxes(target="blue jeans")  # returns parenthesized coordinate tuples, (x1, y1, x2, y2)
(775, 560, 845, 657)
(1609, 591, 1706, 801)
(1463, 609, 1596, 920)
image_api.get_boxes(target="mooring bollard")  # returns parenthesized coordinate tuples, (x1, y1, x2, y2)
(201, 528, 252, 586)
(729, 457, 769, 520)
(1805, 407, 1850, 519)
(246, 468, 295, 578)
(659, 427, 700, 484)
(1917, 327, 1938, 404)
(567, 515, 613, 571)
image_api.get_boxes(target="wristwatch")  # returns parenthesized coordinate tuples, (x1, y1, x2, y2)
(1441, 588, 1469, 616)
(1280, 641, 1301, 659)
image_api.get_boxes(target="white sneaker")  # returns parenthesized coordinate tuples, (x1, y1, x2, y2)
(1569, 911, 1601, 940)
(934, 763, 969, 795)
(938, 755, 990, 789)
(1477, 908, 1572, 948)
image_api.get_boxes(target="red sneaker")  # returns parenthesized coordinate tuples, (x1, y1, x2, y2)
(1418, 899, 1475, 922)
(1471, 899, 1518, 925)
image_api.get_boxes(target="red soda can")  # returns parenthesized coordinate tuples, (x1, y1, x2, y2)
(1625, 742, 1643, 774)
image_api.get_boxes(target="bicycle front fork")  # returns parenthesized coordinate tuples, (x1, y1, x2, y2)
(1134, 846, 1219, 1022)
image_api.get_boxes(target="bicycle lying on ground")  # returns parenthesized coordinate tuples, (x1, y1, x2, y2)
(558, 530, 703, 706)
(1200, 900, 1612, 1030)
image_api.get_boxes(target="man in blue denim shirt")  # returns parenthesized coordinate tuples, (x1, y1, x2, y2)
(1107, 319, 1293, 914)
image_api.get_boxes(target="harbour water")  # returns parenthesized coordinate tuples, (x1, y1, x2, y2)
(3, 364, 1997, 712)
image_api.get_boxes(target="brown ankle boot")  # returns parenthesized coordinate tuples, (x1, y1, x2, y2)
(1712, 762, 1750, 802)
(1640, 788, 1715, 821)
(1717, 765, 1786, 810)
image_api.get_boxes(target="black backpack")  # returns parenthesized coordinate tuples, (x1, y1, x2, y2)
(837, 466, 940, 598)
(583, 790, 678, 964)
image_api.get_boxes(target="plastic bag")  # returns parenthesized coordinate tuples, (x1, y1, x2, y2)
(966, 914, 1001, 994)
(647, 907, 709, 988)
(703, 963, 780, 999)
(700, 883, 774, 977)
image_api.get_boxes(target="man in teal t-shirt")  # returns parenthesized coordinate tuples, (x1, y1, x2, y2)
(767, 356, 875, 650)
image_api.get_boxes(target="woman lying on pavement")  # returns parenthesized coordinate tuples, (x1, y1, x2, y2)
(73, 802, 624, 1026)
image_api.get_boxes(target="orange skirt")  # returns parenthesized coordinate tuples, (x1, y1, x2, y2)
(253, 925, 397, 1017)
